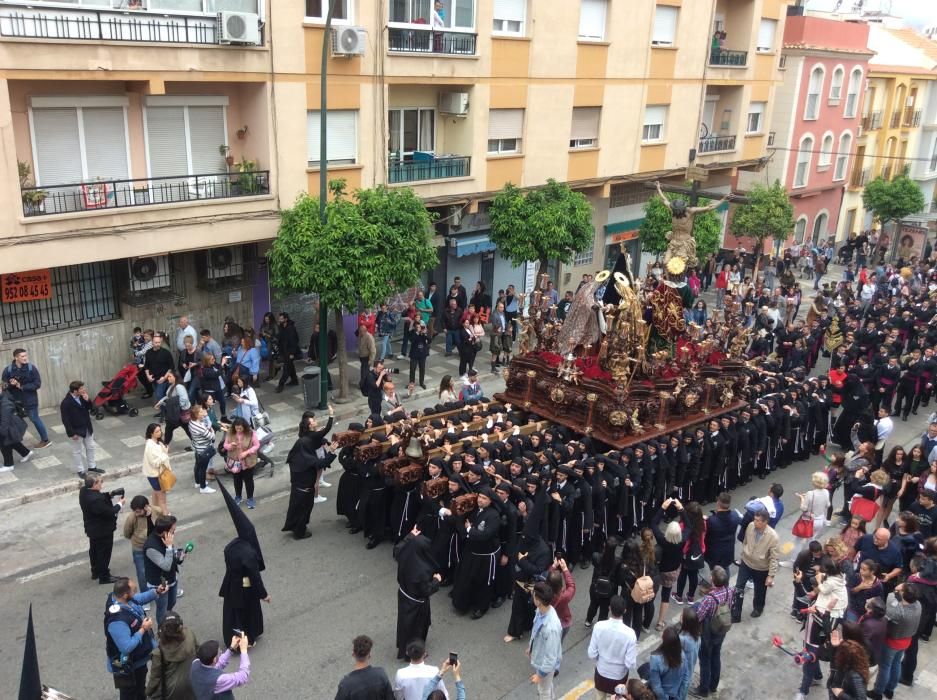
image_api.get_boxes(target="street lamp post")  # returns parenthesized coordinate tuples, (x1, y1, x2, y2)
(317, 1, 335, 409)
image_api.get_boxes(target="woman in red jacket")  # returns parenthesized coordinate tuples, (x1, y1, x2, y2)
(547, 557, 576, 641)
(714, 264, 729, 310)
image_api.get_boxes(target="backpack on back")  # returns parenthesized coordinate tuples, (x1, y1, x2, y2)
(709, 592, 733, 635)
(630, 565, 655, 604)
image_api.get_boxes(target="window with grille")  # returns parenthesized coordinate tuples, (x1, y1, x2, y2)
(609, 182, 651, 208)
(0, 262, 119, 340)
(574, 242, 594, 266)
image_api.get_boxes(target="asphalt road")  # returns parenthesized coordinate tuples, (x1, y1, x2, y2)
(2, 414, 937, 700)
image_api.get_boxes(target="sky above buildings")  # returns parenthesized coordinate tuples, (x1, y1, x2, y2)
(807, 0, 937, 28)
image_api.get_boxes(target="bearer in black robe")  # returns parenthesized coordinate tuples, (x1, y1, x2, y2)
(282, 410, 337, 540)
(492, 480, 520, 608)
(217, 480, 269, 646)
(505, 486, 552, 642)
(336, 422, 366, 529)
(451, 487, 502, 619)
(393, 526, 442, 660)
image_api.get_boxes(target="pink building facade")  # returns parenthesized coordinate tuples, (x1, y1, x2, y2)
(739, 15, 871, 252)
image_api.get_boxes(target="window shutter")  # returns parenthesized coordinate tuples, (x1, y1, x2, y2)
(82, 107, 129, 181)
(652, 6, 678, 45)
(494, 0, 524, 23)
(570, 107, 600, 140)
(146, 106, 189, 177)
(643, 105, 666, 128)
(578, 0, 606, 39)
(188, 106, 227, 174)
(757, 19, 776, 50)
(488, 109, 524, 140)
(31, 108, 83, 186)
(307, 111, 322, 163)
(328, 110, 357, 162)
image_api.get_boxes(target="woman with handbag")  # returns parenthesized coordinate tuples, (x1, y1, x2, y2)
(224, 417, 260, 509)
(789, 472, 831, 563)
(156, 371, 191, 448)
(144, 611, 197, 700)
(143, 423, 172, 514)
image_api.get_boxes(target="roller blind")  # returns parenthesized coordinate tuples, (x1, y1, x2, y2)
(488, 109, 524, 140)
(82, 107, 129, 181)
(146, 106, 189, 178)
(578, 0, 606, 40)
(757, 18, 777, 51)
(652, 6, 678, 45)
(307, 110, 358, 163)
(494, 0, 524, 22)
(188, 105, 227, 174)
(31, 108, 84, 187)
(570, 107, 600, 140)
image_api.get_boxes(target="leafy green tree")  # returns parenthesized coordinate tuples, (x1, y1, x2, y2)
(268, 180, 437, 398)
(729, 181, 794, 278)
(639, 192, 724, 261)
(488, 179, 593, 290)
(863, 172, 926, 227)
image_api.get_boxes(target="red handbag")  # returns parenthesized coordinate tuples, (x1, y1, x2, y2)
(791, 513, 814, 539)
(849, 495, 879, 522)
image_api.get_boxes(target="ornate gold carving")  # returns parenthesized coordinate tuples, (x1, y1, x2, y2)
(609, 410, 629, 427)
(586, 393, 598, 402)
(549, 387, 565, 403)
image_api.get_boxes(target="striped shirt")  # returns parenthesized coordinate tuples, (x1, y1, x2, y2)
(695, 585, 734, 624)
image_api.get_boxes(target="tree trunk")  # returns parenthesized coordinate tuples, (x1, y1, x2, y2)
(333, 307, 348, 400)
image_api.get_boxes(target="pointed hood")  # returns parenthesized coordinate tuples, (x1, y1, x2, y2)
(18, 604, 41, 700)
(217, 478, 265, 571)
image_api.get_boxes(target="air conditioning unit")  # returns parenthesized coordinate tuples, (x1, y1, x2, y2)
(439, 92, 470, 116)
(129, 255, 171, 293)
(217, 11, 261, 45)
(331, 26, 367, 56)
(207, 246, 243, 280)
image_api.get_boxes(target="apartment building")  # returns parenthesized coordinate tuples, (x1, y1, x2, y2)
(742, 14, 870, 249)
(298, 0, 789, 287)
(0, 0, 293, 407)
(844, 23, 937, 240)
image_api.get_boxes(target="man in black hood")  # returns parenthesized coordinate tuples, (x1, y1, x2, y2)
(393, 526, 442, 660)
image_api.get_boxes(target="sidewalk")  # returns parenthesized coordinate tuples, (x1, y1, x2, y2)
(0, 342, 504, 511)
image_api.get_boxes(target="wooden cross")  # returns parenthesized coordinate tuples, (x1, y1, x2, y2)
(643, 179, 750, 206)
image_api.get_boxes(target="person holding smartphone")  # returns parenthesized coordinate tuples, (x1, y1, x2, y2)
(393, 639, 445, 699)
(421, 657, 465, 700)
(190, 633, 252, 699)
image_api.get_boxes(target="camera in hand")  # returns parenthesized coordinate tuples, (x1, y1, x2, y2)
(390, 367, 400, 374)
(108, 488, 125, 498)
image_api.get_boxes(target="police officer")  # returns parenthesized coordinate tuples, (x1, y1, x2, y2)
(104, 576, 166, 700)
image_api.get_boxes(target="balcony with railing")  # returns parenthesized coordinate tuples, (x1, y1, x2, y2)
(387, 26, 476, 55)
(20, 171, 270, 218)
(709, 48, 748, 67)
(850, 167, 870, 188)
(890, 111, 902, 129)
(862, 111, 883, 131)
(698, 135, 737, 154)
(0, 0, 262, 45)
(903, 107, 922, 127)
(387, 154, 470, 184)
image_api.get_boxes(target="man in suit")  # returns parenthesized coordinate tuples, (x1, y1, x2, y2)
(79, 473, 124, 584)
(60, 380, 102, 478)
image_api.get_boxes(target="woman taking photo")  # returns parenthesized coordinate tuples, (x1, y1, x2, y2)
(142, 423, 171, 513)
(187, 404, 216, 494)
(282, 408, 337, 540)
(224, 417, 260, 509)
(672, 502, 706, 605)
(650, 498, 689, 631)
(229, 374, 259, 423)
(155, 370, 191, 448)
(145, 611, 197, 700)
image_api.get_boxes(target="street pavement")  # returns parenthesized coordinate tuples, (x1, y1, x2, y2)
(2, 265, 937, 698)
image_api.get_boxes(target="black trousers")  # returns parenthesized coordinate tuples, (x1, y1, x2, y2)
(233, 468, 255, 499)
(409, 356, 426, 386)
(88, 534, 114, 580)
(1, 441, 30, 466)
(894, 383, 917, 417)
(136, 367, 152, 395)
(115, 665, 148, 700)
(278, 355, 298, 388)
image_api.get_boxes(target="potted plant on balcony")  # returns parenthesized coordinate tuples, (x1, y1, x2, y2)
(233, 156, 260, 195)
(219, 144, 234, 168)
(18, 161, 48, 215)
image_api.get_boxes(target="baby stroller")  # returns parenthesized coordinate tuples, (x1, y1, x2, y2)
(94, 363, 140, 420)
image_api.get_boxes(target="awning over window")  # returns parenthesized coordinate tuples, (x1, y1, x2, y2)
(451, 234, 496, 257)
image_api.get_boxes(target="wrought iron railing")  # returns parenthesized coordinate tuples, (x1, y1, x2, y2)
(387, 26, 476, 55)
(709, 48, 748, 66)
(20, 171, 270, 217)
(0, 4, 223, 44)
(863, 111, 883, 130)
(904, 108, 922, 127)
(850, 167, 870, 188)
(387, 155, 470, 183)
(698, 135, 737, 154)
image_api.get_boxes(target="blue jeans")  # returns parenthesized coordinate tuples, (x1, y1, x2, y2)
(149, 581, 177, 627)
(699, 626, 726, 692)
(154, 381, 169, 403)
(379, 334, 391, 360)
(27, 405, 48, 442)
(445, 329, 460, 354)
(874, 644, 904, 695)
(132, 549, 147, 592)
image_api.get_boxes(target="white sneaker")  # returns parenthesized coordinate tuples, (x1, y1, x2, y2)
(142, 604, 150, 612)
(794, 693, 807, 700)
(177, 589, 184, 598)
(19, 451, 34, 463)
(780, 560, 793, 568)
(0, 465, 14, 473)
(746, 580, 754, 590)
(319, 478, 332, 488)
(314, 495, 328, 504)
(200, 486, 216, 494)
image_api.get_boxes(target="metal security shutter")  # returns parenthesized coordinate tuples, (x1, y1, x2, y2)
(570, 107, 600, 141)
(188, 106, 226, 174)
(146, 106, 188, 177)
(307, 110, 357, 164)
(488, 108, 524, 140)
(31, 108, 82, 187)
(82, 107, 129, 181)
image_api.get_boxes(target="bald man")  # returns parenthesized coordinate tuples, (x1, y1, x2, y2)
(855, 527, 903, 593)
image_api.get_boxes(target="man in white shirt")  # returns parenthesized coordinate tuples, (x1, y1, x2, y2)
(874, 406, 894, 453)
(393, 639, 447, 700)
(175, 316, 197, 355)
(587, 595, 637, 699)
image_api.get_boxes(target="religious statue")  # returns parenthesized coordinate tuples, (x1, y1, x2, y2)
(556, 272, 602, 352)
(655, 181, 732, 269)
